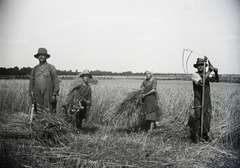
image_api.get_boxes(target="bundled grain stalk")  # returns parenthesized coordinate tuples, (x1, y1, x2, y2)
(30, 104, 75, 146)
(104, 89, 144, 130)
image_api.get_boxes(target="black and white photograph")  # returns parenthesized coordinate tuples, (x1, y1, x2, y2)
(0, 0, 239, 167)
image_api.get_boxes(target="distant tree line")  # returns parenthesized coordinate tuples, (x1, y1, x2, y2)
(90, 70, 144, 76)
(0, 67, 32, 76)
(0, 66, 145, 76)
(1, 66, 240, 83)
(0, 66, 191, 76)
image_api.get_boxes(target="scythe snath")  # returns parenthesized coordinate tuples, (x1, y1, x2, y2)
(200, 58, 206, 141)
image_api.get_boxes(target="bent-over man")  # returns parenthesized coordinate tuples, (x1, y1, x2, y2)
(63, 69, 92, 131)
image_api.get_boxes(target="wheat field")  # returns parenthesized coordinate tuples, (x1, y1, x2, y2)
(0, 79, 239, 167)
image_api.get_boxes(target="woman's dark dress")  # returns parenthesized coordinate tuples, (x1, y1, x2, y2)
(141, 78, 161, 121)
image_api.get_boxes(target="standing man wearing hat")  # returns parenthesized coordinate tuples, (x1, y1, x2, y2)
(188, 57, 219, 143)
(29, 47, 60, 113)
(63, 69, 92, 131)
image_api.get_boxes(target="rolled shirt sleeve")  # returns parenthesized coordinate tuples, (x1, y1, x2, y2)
(191, 72, 201, 83)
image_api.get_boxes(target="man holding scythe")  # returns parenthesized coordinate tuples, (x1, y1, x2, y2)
(189, 56, 219, 143)
(29, 47, 60, 115)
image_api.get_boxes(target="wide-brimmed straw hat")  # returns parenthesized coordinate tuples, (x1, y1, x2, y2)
(193, 58, 208, 68)
(80, 69, 93, 79)
(144, 69, 153, 74)
(34, 48, 50, 58)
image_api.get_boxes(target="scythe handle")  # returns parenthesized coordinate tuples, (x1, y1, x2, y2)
(200, 58, 206, 141)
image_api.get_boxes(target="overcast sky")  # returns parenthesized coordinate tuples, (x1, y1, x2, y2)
(0, 0, 239, 74)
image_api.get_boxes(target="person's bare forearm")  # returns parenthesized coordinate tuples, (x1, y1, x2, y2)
(143, 89, 156, 97)
(214, 69, 219, 82)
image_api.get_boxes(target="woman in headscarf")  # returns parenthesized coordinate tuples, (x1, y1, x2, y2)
(140, 69, 161, 132)
(63, 69, 92, 131)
